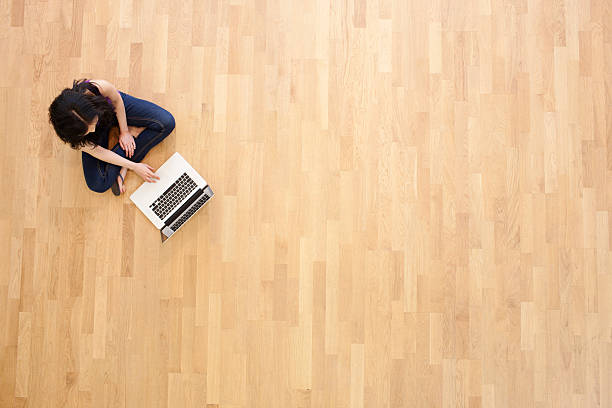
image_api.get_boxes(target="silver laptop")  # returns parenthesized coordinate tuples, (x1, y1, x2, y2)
(130, 152, 214, 243)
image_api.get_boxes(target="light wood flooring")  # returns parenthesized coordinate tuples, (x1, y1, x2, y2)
(1, 0, 611, 407)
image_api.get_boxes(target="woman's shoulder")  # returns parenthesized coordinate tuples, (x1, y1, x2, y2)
(73, 78, 101, 96)
(86, 79, 115, 92)
(84, 79, 103, 94)
(81, 79, 117, 104)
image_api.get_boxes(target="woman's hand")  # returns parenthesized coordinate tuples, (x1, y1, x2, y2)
(119, 130, 136, 158)
(131, 163, 161, 183)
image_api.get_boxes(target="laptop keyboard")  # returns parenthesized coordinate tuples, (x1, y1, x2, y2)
(170, 193, 211, 231)
(149, 173, 197, 220)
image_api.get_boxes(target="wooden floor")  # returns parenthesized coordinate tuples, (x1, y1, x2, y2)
(1, 0, 611, 407)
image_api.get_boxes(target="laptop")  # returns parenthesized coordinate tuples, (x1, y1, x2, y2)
(129, 152, 214, 243)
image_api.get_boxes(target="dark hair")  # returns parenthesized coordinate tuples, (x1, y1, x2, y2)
(48, 79, 116, 150)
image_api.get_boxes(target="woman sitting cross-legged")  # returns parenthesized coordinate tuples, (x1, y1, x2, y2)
(48, 78, 175, 195)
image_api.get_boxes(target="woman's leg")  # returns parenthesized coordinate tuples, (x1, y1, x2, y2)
(109, 91, 176, 163)
(82, 91, 175, 193)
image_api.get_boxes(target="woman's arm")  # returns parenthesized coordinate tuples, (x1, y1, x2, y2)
(88, 79, 137, 157)
(81, 144, 160, 183)
(83, 144, 136, 170)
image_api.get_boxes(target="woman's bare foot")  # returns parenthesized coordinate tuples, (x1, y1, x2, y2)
(128, 125, 146, 138)
(117, 167, 128, 194)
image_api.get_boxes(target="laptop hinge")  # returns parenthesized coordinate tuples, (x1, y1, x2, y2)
(159, 226, 174, 238)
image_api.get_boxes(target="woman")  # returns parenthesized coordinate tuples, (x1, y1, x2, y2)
(48, 79, 175, 195)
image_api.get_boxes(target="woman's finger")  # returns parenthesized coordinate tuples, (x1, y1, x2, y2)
(148, 167, 159, 180)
